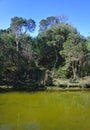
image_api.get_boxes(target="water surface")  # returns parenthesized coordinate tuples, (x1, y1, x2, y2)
(0, 91, 90, 130)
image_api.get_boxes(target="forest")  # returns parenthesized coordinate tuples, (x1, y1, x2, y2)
(0, 16, 90, 91)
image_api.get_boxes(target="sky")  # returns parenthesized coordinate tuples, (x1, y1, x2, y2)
(0, 0, 90, 37)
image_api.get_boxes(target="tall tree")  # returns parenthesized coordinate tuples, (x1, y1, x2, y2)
(10, 16, 36, 72)
(0, 29, 16, 81)
(39, 15, 68, 32)
(36, 23, 72, 73)
(61, 33, 87, 80)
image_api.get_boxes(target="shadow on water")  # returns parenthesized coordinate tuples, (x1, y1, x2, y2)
(0, 79, 90, 93)
(0, 79, 47, 93)
(1, 86, 90, 94)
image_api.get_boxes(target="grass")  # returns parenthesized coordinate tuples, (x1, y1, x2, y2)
(0, 91, 90, 130)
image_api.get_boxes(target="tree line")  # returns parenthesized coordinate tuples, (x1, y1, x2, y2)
(0, 16, 90, 90)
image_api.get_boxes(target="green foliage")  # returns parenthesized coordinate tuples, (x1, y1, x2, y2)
(0, 15, 89, 90)
(34, 36, 57, 69)
(56, 65, 70, 78)
(10, 16, 36, 34)
(39, 15, 68, 32)
(80, 61, 90, 76)
(61, 32, 87, 79)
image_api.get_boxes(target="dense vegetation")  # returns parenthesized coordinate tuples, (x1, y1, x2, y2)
(0, 16, 90, 90)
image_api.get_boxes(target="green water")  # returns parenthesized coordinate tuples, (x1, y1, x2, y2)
(0, 91, 90, 130)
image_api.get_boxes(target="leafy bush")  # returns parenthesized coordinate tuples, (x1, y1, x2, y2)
(56, 65, 68, 78)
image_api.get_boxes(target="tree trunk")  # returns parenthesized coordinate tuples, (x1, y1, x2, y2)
(52, 49, 58, 77)
(16, 37, 21, 73)
(72, 61, 77, 80)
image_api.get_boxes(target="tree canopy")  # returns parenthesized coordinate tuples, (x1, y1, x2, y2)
(0, 15, 89, 90)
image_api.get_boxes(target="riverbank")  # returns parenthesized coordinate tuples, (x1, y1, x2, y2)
(0, 85, 90, 93)
(0, 77, 90, 92)
(46, 86, 90, 92)
(53, 77, 90, 88)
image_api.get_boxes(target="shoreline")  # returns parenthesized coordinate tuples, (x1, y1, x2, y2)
(0, 85, 90, 93)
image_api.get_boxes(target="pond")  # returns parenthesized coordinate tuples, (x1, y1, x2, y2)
(0, 91, 90, 130)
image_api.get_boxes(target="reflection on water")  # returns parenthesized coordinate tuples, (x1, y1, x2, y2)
(0, 92, 90, 130)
